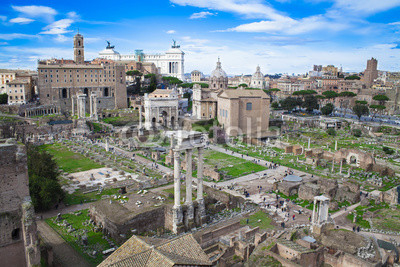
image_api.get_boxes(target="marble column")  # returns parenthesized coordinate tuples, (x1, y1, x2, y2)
(172, 150, 183, 233)
(174, 150, 181, 208)
(196, 147, 206, 222)
(72, 97, 75, 116)
(185, 149, 194, 227)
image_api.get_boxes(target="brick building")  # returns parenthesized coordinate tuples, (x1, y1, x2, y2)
(37, 33, 127, 115)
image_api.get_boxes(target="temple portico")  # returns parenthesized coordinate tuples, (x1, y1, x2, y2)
(169, 130, 206, 234)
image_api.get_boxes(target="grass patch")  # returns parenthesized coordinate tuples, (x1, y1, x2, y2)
(64, 188, 121, 206)
(45, 209, 116, 266)
(201, 150, 268, 180)
(40, 143, 103, 173)
(240, 211, 274, 229)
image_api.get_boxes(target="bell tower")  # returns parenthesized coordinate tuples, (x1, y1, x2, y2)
(74, 33, 84, 64)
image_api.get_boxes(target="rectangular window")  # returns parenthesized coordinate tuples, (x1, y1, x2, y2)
(246, 103, 252, 110)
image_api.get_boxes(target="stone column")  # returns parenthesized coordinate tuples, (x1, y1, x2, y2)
(308, 138, 311, 149)
(335, 140, 338, 151)
(72, 97, 75, 116)
(196, 147, 206, 223)
(185, 149, 194, 227)
(331, 159, 335, 173)
(172, 150, 183, 233)
(339, 160, 343, 174)
(312, 199, 316, 224)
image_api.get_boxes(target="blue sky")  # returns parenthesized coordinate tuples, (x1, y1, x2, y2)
(0, 0, 400, 75)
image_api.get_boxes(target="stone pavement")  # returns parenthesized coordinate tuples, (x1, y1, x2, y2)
(37, 221, 91, 267)
(331, 202, 361, 219)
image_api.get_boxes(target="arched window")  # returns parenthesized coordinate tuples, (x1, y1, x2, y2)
(61, 88, 67, 98)
(104, 87, 109, 97)
(78, 50, 81, 56)
(78, 40, 81, 46)
(84, 88, 88, 96)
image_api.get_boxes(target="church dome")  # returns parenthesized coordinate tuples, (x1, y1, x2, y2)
(211, 58, 227, 78)
(252, 66, 264, 80)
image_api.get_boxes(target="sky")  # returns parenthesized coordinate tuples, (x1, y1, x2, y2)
(0, 0, 400, 75)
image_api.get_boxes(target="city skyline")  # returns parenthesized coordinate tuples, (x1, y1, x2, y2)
(0, 0, 400, 75)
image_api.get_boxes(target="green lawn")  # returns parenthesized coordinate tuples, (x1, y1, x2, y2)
(64, 188, 120, 206)
(201, 150, 268, 179)
(41, 143, 103, 173)
(240, 210, 274, 229)
(45, 209, 117, 266)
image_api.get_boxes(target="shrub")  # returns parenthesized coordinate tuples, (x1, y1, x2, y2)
(327, 128, 336, 136)
(383, 146, 395, 155)
(352, 129, 362, 137)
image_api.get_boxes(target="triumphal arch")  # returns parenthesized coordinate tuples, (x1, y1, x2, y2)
(143, 90, 179, 130)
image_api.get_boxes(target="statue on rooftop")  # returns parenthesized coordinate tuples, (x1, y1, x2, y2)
(106, 41, 114, 49)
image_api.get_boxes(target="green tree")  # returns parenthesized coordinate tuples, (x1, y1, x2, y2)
(27, 145, 64, 211)
(126, 70, 142, 76)
(238, 83, 248, 87)
(280, 97, 302, 111)
(302, 95, 319, 112)
(162, 76, 183, 85)
(321, 103, 334, 116)
(345, 75, 361, 80)
(292, 90, 317, 97)
(369, 104, 386, 118)
(355, 100, 368, 105)
(271, 102, 280, 109)
(194, 82, 209, 88)
(322, 90, 339, 100)
(338, 91, 357, 97)
(353, 104, 369, 120)
(372, 94, 389, 106)
(0, 93, 8, 104)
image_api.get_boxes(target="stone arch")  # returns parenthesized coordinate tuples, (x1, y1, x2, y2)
(171, 116, 175, 128)
(161, 110, 168, 127)
(347, 153, 360, 166)
(152, 117, 156, 128)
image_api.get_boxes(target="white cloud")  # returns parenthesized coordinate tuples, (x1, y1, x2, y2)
(54, 34, 69, 42)
(333, 0, 400, 15)
(9, 17, 34, 24)
(226, 15, 348, 35)
(67, 11, 79, 20)
(41, 19, 74, 35)
(189, 11, 216, 19)
(12, 5, 57, 21)
(0, 33, 38, 40)
(166, 30, 176, 34)
(171, 0, 286, 20)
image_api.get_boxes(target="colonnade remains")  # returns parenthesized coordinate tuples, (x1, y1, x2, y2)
(171, 130, 206, 234)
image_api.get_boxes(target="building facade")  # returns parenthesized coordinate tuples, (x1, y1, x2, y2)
(250, 66, 265, 89)
(38, 33, 127, 115)
(217, 89, 270, 137)
(6, 77, 33, 105)
(98, 41, 185, 81)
